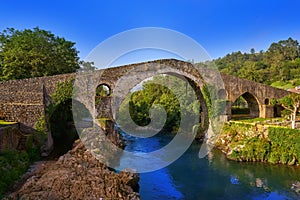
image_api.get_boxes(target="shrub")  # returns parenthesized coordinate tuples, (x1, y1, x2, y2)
(0, 150, 30, 197)
(217, 123, 300, 165)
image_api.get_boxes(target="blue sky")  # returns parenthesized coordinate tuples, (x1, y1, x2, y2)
(1, 0, 300, 61)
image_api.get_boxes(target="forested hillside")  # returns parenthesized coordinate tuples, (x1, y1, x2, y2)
(211, 37, 300, 89)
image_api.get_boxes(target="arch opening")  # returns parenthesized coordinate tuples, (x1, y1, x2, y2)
(96, 84, 111, 97)
(231, 92, 260, 119)
(264, 98, 270, 105)
(114, 73, 209, 140)
(95, 83, 113, 119)
(49, 99, 90, 158)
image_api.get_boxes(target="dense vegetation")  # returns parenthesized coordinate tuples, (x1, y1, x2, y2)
(276, 93, 300, 129)
(0, 131, 42, 198)
(216, 123, 300, 165)
(210, 37, 300, 88)
(117, 75, 202, 134)
(0, 27, 80, 80)
(0, 150, 31, 197)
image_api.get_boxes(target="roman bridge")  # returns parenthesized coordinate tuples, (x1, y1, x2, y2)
(0, 59, 290, 131)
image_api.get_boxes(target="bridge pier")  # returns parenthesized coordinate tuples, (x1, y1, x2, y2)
(260, 105, 275, 118)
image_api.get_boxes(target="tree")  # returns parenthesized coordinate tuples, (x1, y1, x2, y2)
(0, 27, 80, 80)
(264, 37, 300, 69)
(79, 61, 96, 71)
(278, 93, 300, 129)
(211, 37, 300, 85)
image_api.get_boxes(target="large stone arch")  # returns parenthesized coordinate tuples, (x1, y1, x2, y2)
(82, 60, 215, 137)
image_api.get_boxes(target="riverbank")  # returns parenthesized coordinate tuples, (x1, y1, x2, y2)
(214, 121, 300, 166)
(3, 140, 139, 199)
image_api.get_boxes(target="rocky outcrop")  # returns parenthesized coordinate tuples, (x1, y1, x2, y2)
(5, 141, 140, 200)
(291, 181, 300, 195)
(0, 124, 29, 151)
(215, 122, 300, 165)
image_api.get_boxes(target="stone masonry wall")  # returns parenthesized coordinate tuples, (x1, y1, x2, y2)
(0, 73, 75, 127)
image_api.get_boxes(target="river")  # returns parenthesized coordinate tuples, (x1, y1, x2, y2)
(118, 131, 300, 200)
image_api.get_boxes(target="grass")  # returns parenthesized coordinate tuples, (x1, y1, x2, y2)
(0, 135, 41, 198)
(231, 117, 269, 123)
(271, 78, 300, 90)
(233, 117, 284, 123)
(97, 118, 112, 129)
(0, 120, 16, 125)
(230, 117, 288, 127)
(0, 120, 17, 127)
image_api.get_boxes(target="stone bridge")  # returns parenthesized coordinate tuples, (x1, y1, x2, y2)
(0, 59, 290, 130)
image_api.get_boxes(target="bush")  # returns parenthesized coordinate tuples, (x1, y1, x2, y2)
(217, 123, 300, 165)
(0, 150, 30, 197)
(268, 127, 300, 165)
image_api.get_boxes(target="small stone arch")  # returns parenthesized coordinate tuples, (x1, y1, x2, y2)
(264, 98, 270, 105)
(96, 83, 112, 97)
(231, 92, 260, 118)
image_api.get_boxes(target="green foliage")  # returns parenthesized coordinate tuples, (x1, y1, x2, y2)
(96, 84, 111, 97)
(0, 123, 43, 197)
(128, 79, 181, 131)
(277, 93, 300, 111)
(79, 61, 96, 71)
(277, 93, 300, 128)
(0, 120, 16, 128)
(232, 96, 248, 107)
(211, 37, 300, 87)
(46, 79, 81, 156)
(202, 84, 227, 119)
(0, 27, 80, 81)
(271, 80, 296, 90)
(268, 127, 300, 165)
(270, 98, 277, 106)
(232, 117, 271, 123)
(216, 123, 300, 165)
(34, 114, 46, 134)
(0, 148, 41, 198)
(50, 78, 74, 108)
(201, 84, 212, 117)
(117, 75, 202, 133)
